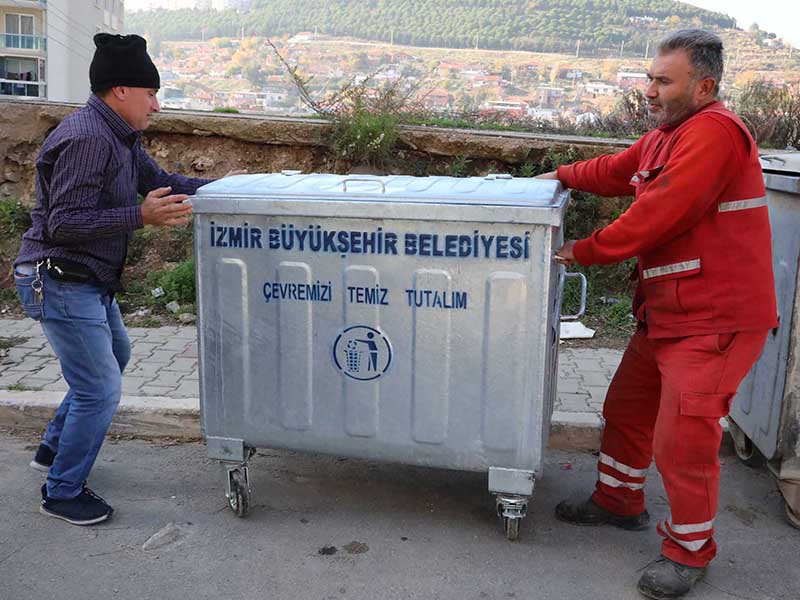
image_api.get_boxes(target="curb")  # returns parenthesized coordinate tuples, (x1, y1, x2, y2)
(0, 390, 201, 440)
(0, 390, 603, 450)
(1, 391, 733, 454)
(1, 390, 606, 450)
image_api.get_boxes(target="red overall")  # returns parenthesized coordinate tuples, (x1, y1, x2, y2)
(557, 102, 778, 567)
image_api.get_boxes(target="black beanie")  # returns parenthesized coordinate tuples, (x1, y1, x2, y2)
(89, 33, 160, 92)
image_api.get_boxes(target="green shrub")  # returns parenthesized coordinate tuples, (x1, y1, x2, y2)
(733, 81, 800, 149)
(159, 259, 196, 305)
(330, 99, 399, 168)
(514, 161, 538, 178)
(447, 155, 471, 177)
(213, 107, 240, 113)
(0, 199, 32, 236)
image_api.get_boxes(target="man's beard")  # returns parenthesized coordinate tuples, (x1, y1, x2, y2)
(650, 87, 700, 127)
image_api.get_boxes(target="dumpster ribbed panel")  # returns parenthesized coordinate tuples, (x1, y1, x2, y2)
(343, 265, 381, 438)
(411, 269, 452, 444)
(277, 262, 313, 430)
(482, 273, 527, 451)
(217, 258, 250, 433)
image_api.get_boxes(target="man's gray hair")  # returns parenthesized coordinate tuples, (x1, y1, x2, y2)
(658, 29, 724, 96)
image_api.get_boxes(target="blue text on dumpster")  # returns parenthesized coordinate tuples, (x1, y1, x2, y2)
(209, 222, 531, 261)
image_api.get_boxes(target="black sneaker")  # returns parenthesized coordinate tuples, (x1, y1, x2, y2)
(40, 485, 113, 525)
(555, 497, 650, 531)
(637, 556, 707, 599)
(30, 443, 55, 473)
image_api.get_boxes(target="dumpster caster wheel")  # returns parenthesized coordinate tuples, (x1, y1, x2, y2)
(227, 469, 250, 518)
(503, 516, 521, 541)
(728, 419, 767, 468)
(496, 494, 528, 542)
(734, 437, 767, 468)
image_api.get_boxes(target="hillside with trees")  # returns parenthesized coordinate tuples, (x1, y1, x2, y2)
(128, 0, 743, 56)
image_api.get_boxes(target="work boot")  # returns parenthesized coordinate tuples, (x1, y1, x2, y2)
(637, 556, 707, 599)
(30, 443, 55, 473)
(555, 497, 650, 530)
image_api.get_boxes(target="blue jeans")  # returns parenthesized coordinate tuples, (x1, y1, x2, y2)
(14, 265, 130, 500)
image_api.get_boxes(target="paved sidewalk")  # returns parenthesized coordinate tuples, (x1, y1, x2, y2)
(0, 317, 621, 444)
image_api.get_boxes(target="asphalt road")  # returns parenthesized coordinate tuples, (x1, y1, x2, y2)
(0, 430, 797, 600)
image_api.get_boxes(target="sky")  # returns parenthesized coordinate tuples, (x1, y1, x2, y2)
(685, 0, 800, 47)
(124, 0, 800, 48)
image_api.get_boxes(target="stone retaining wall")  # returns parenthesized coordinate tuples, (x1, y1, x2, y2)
(0, 99, 633, 203)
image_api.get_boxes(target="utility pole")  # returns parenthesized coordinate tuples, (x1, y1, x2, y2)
(576, 39, 581, 58)
(644, 41, 650, 61)
(619, 40, 625, 59)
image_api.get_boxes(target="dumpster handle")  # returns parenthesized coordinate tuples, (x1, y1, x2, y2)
(340, 178, 387, 193)
(560, 271, 587, 321)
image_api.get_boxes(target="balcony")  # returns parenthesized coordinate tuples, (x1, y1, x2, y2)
(0, 79, 45, 98)
(1, 34, 46, 51)
(0, 1, 46, 8)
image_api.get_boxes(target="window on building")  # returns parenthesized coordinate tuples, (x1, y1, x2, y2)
(4, 13, 35, 49)
(0, 56, 42, 97)
(1, 57, 38, 81)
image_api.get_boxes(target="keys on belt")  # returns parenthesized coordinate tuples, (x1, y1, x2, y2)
(15, 262, 44, 303)
(44, 257, 96, 283)
(16, 258, 97, 304)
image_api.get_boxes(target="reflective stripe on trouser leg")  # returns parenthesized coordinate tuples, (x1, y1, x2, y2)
(658, 515, 715, 553)
(591, 328, 660, 516)
(651, 331, 769, 567)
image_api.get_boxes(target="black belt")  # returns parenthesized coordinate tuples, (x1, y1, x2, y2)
(45, 257, 97, 284)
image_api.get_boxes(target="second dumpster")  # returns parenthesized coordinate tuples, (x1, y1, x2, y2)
(728, 152, 800, 528)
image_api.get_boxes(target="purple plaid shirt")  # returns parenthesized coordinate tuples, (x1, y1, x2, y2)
(15, 94, 213, 289)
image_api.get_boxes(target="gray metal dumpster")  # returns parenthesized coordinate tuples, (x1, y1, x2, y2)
(192, 172, 582, 539)
(728, 152, 800, 528)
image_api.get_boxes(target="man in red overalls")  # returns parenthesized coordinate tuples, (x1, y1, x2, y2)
(538, 29, 777, 599)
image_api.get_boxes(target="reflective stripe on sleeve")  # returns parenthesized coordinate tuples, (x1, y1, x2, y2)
(642, 259, 701, 280)
(599, 452, 649, 478)
(718, 196, 768, 212)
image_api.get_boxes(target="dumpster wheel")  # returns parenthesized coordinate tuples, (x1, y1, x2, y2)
(496, 494, 528, 542)
(728, 419, 768, 469)
(503, 516, 521, 541)
(227, 468, 251, 517)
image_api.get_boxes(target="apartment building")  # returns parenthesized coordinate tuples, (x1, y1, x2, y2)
(1, 0, 124, 103)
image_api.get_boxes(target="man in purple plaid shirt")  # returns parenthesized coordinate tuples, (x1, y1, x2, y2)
(13, 33, 236, 525)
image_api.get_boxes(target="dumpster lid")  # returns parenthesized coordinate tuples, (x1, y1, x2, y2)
(760, 152, 800, 176)
(196, 173, 563, 207)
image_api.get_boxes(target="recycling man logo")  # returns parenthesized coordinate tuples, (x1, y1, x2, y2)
(332, 325, 392, 381)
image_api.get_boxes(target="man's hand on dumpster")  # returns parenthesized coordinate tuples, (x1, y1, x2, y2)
(141, 186, 192, 227)
(223, 169, 248, 178)
(535, 171, 560, 181)
(554, 240, 576, 265)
